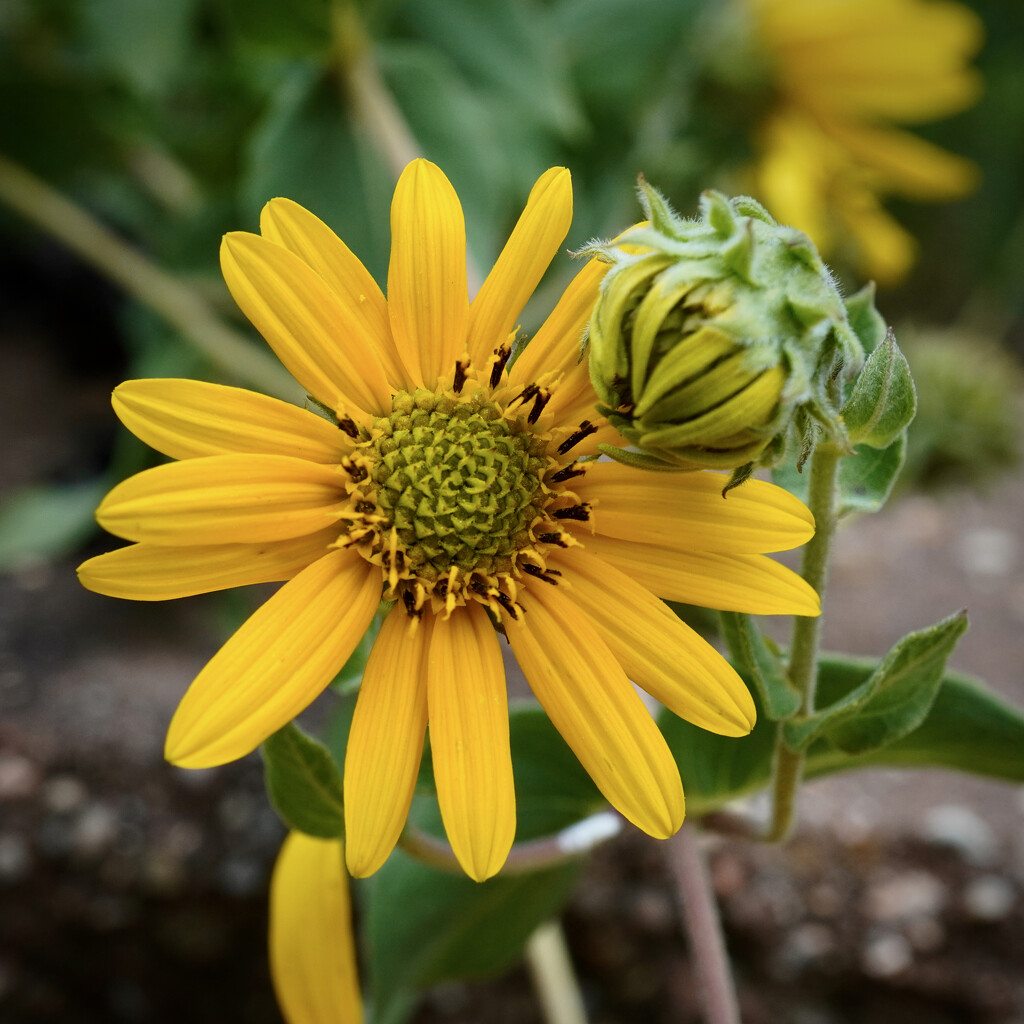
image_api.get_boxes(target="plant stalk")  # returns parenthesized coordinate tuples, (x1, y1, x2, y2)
(397, 811, 623, 876)
(766, 442, 842, 842)
(0, 155, 297, 400)
(666, 826, 740, 1024)
(526, 921, 589, 1024)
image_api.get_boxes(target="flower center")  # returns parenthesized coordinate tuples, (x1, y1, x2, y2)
(335, 381, 588, 620)
(370, 388, 548, 576)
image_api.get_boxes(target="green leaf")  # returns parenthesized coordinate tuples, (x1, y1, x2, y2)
(842, 329, 917, 449)
(365, 802, 581, 1024)
(783, 612, 969, 755)
(0, 480, 106, 571)
(810, 660, 1024, 782)
(719, 612, 801, 720)
(363, 701, 600, 1022)
(241, 63, 391, 282)
(836, 433, 907, 516)
(224, 0, 332, 54)
(394, 0, 585, 142)
(261, 722, 345, 838)
(79, 0, 199, 96)
(659, 649, 1024, 818)
(773, 433, 906, 516)
(843, 282, 888, 353)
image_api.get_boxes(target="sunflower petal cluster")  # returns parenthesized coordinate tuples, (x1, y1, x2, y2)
(743, 0, 983, 283)
(79, 159, 820, 882)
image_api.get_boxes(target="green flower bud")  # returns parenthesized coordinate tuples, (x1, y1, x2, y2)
(586, 183, 865, 481)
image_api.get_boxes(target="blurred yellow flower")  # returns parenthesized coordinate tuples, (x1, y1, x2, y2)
(79, 159, 819, 882)
(744, 0, 983, 283)
(270, 832, 362, 1024)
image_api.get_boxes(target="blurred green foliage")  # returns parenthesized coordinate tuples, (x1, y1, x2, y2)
(2, 0, 1023, 566)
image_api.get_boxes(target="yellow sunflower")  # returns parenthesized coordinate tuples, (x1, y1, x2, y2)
(744, 0, 983, 283)
(78, 159, 819, 882)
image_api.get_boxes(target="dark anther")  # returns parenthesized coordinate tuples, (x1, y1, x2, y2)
(552, 503, 591, 522)
(518, 383, 540, 404)
(550, 462, 584, 484)
(453, 360, 469, 394)
(538, 531, 569, 547)
(337, 415, 359, 438)
(469, 578, 490, 596)
(528, 389, 551, 424)
(557, 420, 597, 455)
(435, 578, 449, 598)
(355, 500, 376, 515)
(401, 590, 423, 619)
(522, 563, 557, 585)
(494, 590, 518, 618)
(343, 461, 368, 483)
(489, 344, 512, 389)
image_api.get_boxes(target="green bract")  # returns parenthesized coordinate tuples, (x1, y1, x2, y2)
(585, 182, 865, 483)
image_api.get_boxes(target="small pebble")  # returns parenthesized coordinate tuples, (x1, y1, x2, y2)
(0, 753, 39, 800)
(963, 875, 1017, 921)
(0, 833, 31, 883)
(42, 775, 87, 814)
(861, 930, 913, 978)
(864, 870, 946, 923)
(74, 803, 119, 858)
(958, 527, 1019, 577)
(921, 805, 999, 866)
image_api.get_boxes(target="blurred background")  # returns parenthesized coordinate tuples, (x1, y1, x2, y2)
(1, 0, 1023, 1021)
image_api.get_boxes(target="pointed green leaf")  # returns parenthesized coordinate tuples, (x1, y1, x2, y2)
(659, 651, 1024, 818)
(810, 660, 1024, 782)
(842, 329, 917, 448)
(261, 722, 345, 839)
(720, 612, 801, 720)
(782, 612, 968, 754)
(836, 433, 907, 516)
(844, 283, 888, 353)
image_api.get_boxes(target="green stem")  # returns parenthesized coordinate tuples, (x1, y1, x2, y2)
(397, 811, 623, 876)
(0, 154, 296, 401)
(525, 922, 589, 1024)
(766, 442, 842, 842)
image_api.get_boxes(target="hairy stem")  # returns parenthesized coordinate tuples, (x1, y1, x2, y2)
(766, 442, 842, 842)
(666, 826, 740, 1024)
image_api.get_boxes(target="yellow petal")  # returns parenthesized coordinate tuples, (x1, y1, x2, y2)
(840, 195, 918, 286)
(77, 529, 338, 600)
(112, 378, 348, 462)
(509, 256, 608, 387)
(551, 548, 755, 736)
(466, 168, 573, 369)
(387, 159, 468, 387)
(428, 602, 515, 882)
(260, 198, 413, 391)
(580, 532, 821, 617)
(165, 549, 379, 767)
(824, 119, 980, 199)
(221, 232, 392, 416)
(269, 833, 362, 1024)
(576, 463, 814, 554)
(344, 607, 430, 878)
(96, 454, 348, 545)
(506, 584, 684, 839)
